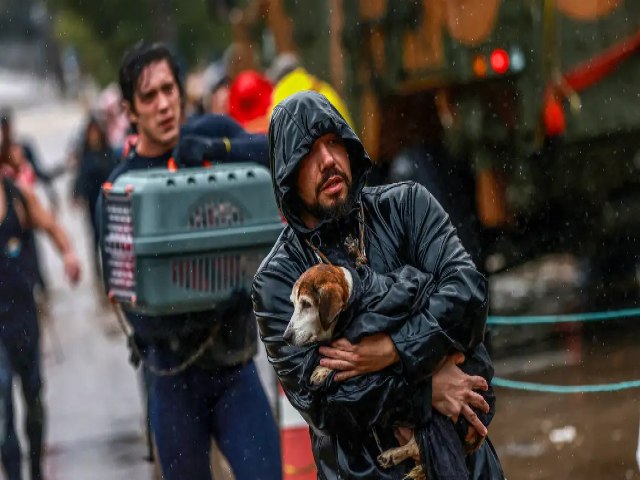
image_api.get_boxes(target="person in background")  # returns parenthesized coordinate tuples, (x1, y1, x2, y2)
(0, 130, 51, 299)
(70, 115, 117, 277)
(202, 60, 230, 115)
(227, 70, 273, 134)
(0, 109, 62, 213)
(0, 154, 81, 480)
(98, 84, 131, 153)
(185, 71, 206, 118)
(1, 143, 37, 190)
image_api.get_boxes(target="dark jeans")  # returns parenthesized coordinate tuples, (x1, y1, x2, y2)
(147, 354, 282, 480)
(0, 299, 44, 480)
(0, 342, 14, 476)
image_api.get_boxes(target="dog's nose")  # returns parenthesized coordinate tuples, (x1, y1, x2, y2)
(283, 327, 294, 344)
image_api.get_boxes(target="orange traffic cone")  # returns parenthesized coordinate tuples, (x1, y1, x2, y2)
(279, 384, 317, 479)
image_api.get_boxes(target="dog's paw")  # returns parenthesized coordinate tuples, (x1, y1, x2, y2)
(377, 438, 419, 469)
(310, 366, 332, 385)
(377, 449, 398, 469)
(404, 465, 427, 480)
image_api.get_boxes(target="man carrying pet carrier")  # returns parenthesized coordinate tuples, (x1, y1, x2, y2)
(252, 91, 504, 478)
(98, 41, 281, 480)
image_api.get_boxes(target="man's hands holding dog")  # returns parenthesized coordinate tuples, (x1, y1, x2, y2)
(321, 341, 489, 438)
(432, 351, 490, 438)
(319, 337, 489, 438)
(319, 333, 399, 382)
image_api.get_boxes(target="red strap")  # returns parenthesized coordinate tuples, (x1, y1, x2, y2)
(563, 29, 640, 93)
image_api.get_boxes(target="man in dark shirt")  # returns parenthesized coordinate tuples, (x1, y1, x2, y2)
(100, 41, 280, 480)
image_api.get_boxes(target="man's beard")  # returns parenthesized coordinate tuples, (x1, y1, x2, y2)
(305, 168, 354, 221)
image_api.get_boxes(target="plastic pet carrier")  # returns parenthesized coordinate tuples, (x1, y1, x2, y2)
(100, 163, 283, 315)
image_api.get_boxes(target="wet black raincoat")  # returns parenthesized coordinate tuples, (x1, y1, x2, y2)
(252, 91, 504, 479)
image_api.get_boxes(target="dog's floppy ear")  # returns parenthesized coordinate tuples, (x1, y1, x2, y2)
(317, 284, 344, 331)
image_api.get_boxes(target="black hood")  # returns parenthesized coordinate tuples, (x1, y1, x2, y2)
(268, 90, 371, 235)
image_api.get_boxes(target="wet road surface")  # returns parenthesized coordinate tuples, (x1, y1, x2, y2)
(491, 333, 640, 480)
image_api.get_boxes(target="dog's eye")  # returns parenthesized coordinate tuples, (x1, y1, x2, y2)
(301, 299, 311, 309)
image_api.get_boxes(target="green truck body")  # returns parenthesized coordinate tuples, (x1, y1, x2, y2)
(244, 1, 640, 279)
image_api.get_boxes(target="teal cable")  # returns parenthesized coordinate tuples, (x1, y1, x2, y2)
(486, 308, 640, 392)
(492, 376, 640, 393)
(487, 307, 640, 325)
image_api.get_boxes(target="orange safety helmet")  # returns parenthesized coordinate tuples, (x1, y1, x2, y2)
(228, 70, 273, 131)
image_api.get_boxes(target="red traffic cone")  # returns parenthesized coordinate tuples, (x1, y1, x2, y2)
(279, 384, 317, 479)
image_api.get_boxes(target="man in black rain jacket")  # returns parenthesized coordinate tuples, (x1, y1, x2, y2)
(252, 91, 504, 479)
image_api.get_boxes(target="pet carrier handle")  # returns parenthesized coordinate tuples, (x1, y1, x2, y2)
(166, 157, 213, 172)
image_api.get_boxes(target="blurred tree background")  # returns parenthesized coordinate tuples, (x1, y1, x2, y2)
(49, 0, 241, 85)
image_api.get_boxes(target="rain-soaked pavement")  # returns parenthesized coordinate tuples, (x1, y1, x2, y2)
(12, 100, 640, 479)
(491, 332, 639, 479)
(488, 255, 640, 479)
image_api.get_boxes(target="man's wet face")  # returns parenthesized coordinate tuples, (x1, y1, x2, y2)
(127, 59, 181, 155)
(296, 133, 353, 228)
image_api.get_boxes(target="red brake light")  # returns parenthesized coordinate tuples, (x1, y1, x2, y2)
(490, 49, 510, 75)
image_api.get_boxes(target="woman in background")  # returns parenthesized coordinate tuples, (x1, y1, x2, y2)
(71, 115, 117, 277)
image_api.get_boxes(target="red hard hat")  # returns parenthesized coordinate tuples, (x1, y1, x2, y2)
(228, 70, 273, 127)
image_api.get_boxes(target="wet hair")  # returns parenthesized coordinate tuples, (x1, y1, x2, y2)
(118, 41, 183, 113)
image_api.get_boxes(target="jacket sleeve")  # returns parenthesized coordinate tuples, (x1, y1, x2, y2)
(226, 133, 269, 167)
(328, 263, 458, 386)
(388, 183, 488, 382)
(252, 262, 425, 435)
(181, 114, 270, 168)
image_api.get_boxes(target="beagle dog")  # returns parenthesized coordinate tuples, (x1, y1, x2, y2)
(285, 263, 484, 480)
(284, 263, 353, 346)
(285, 264, 425, 478)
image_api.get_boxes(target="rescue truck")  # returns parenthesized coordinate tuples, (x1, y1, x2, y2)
(231, 0, 640, 308)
